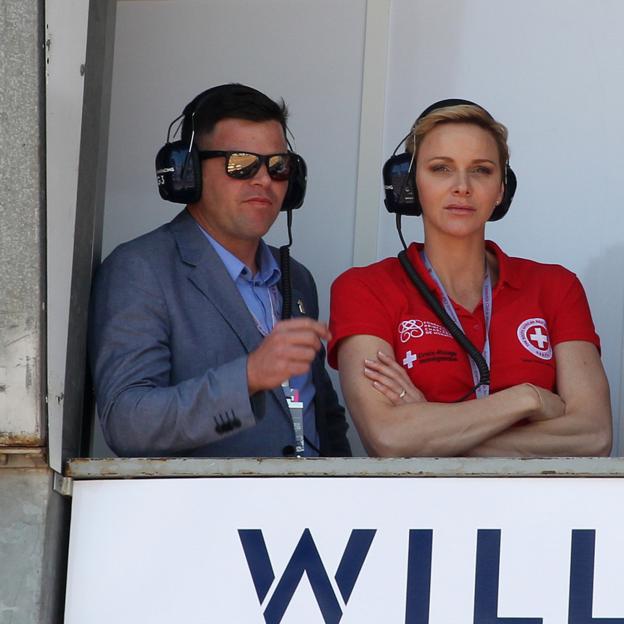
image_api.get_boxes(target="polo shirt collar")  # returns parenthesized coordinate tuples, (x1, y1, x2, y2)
(485, 240, 521, 291)
(406, 239, 521, 293)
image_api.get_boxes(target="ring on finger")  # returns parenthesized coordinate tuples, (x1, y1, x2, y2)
(398, 388, 406, 399)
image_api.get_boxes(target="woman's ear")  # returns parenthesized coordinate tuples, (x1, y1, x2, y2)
(497, 180, 505, 206)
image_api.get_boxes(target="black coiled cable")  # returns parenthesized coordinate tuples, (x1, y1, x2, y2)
(398, 248, 490, 402)
(279, 210, 293, 320)
(278, 209, 320, 454)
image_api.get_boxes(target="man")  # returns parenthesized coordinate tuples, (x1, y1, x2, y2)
(88, 83, 351, 457)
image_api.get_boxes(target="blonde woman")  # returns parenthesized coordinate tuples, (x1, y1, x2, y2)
(328, 100, 611, 457)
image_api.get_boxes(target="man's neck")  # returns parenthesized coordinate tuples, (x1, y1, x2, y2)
(188, 206, 260, 274)
(224, 239, 260, 275)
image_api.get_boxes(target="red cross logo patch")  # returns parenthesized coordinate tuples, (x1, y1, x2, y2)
(517, 318, 553, 360)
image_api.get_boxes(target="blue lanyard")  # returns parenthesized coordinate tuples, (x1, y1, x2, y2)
(420, 250, 492, 399)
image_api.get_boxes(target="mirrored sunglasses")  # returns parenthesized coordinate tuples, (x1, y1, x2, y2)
(198, 150, 293, 181)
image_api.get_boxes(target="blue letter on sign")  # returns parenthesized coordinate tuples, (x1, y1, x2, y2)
(405, 529, 433, 624)
(239, 528, 376, 624)
(568, 529, 624, 623)
(474, 529, 543, 624)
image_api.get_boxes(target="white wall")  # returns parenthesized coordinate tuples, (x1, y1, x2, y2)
(381, 0, 624, 451)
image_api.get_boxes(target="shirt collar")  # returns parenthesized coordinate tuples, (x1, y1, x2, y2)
(484, 240, 521, 290)
(196, 224, 281, 286)
(406, 239, 521, 292)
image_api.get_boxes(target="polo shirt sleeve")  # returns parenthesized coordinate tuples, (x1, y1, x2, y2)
(549, 270, 600, 351)
(328, 266, 396, 369)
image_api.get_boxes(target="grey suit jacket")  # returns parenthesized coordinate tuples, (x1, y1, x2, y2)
(88, 209, 351, 457)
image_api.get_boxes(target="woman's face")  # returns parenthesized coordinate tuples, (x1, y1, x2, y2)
(415, 122, 504, 239)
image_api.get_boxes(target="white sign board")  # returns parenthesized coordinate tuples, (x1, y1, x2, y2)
(65, 477, 624, 623)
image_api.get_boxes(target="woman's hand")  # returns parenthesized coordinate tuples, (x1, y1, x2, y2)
(523, 383, 566, 422)
(364, 351, 426, 406)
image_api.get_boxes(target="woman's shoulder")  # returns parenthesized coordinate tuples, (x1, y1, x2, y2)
(332, 256, 404, 290)
(490, 241, 579, 288)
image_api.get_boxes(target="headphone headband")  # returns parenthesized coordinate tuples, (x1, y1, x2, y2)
(416, 98, 492, 121)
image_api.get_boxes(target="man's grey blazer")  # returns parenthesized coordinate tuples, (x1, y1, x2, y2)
(88, 209, 351, 457)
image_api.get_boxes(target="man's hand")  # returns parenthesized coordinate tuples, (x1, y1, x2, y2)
(247, 318, 330, 394)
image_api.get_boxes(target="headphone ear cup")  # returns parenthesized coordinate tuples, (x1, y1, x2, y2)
(282, 154, 307, 211)
(383, 153, 422, 216)
(489, 165, 517, 221)
(155, 140, 202, 204)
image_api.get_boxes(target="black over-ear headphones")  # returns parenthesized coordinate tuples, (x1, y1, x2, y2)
(155, 84, 307, 211)
(383, 98, 517, 221)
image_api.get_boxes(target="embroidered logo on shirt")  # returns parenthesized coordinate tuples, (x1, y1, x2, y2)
(402, 351, 418, 368)
(517, 318, 553, 360)
(400, 349, 458, 368)
(398, 319, 452, 343)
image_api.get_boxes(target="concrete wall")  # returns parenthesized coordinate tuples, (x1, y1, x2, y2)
(0, 466, 70, 624)
(0, 0, 45, 444)
(0, 2, 70, 623)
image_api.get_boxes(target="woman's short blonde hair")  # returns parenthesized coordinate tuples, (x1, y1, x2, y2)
(405, 104, 510, 170)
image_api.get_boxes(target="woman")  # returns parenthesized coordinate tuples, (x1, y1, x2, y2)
(328, 100, 611, 457)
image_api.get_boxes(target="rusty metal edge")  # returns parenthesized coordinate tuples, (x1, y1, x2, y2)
(0, 447, 48, 469)
(64, 456, 624, 480)
(0, 433, 45, 447)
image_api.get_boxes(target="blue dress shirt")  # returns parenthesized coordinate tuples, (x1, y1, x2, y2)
(198, 226, 320, 456)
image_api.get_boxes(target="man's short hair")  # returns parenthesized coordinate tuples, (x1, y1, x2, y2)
(180, 83, 289, 146)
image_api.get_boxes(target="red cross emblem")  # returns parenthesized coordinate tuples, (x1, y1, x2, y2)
(517, 318, 553, 360)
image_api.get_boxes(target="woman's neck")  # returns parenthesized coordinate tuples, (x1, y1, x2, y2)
(423, 232, 495, 312)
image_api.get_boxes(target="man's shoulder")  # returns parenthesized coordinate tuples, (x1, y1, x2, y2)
(112, 223, 170, 256)
(102, 210, 193, 266)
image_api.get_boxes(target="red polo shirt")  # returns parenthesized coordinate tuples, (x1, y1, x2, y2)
(328, 241, 600, 402)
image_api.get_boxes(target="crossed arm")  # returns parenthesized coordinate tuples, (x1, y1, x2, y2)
(337, 335, 611, 457)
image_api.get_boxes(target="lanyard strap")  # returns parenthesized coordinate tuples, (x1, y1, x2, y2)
(248, 283, 306, 453)
(420, 251, 492, 399)
(250, 284, 279, 338)
(282, 380, 305, 456)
